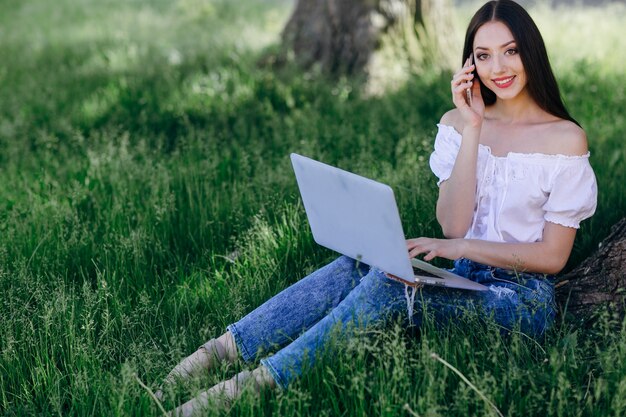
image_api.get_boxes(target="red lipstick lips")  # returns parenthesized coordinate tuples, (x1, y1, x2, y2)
(493, 75, 516, 88)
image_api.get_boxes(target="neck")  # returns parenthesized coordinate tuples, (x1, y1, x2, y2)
(489, 89, 542, 124)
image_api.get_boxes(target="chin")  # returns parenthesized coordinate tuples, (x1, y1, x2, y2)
(487, 80, 527, 102)
(491, 86, 525, 101)
(495, 91, 521, 100)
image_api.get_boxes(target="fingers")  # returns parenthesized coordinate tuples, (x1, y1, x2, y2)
(407, 238, 433, 259)
(451, 58, 475, 85)
(406, 237, 428, 250)
(408, 246, 437, 261)
(407, 238, 449, 261)
(451, 69, 474, 91)
(451, 61, 476, 107)
(423, 251, 437, 262)
(407, 238, 463, 262)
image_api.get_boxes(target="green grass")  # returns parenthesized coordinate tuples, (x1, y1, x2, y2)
(0, 0, 625, 415)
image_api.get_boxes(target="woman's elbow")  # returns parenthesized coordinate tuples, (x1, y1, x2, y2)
(436, 205, 471, 239)
(442, 229, 466, 239)
(543, 263, 565, 276)
(542, 254, 569, 275)
(437, 214, 469, 239)
(440, 223, 469, 239)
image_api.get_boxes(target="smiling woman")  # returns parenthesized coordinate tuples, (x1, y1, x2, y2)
(474, 33, 525, 94)
(435, 0, 595, 265)
(157, 1, 598, 416)
(461, 1, 578, 125)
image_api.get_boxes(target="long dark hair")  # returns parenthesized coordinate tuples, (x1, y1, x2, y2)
(463, 0, 579, 126)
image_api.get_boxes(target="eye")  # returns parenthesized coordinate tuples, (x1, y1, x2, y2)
(477, 53, 489, 61)
(505, 48, 518, 56)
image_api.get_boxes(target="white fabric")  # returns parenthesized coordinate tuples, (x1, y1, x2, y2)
(404, 284, 417, 325)
(429, 124, 597, 243)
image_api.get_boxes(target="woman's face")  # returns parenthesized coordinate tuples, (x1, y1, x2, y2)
(473, 21, 527, 101)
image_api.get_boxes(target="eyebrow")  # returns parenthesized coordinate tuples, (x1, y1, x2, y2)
(474, 40, 516, 51)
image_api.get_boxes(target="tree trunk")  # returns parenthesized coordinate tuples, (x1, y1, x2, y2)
(555, 218, 626, 324)
(280, 0, 458, 93)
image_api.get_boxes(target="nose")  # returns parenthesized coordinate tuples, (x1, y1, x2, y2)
(492, 54, 506, 74)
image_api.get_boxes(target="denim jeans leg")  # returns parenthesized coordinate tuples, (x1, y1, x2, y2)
(260, 263, 556, 389)
(436, 259, 556, 338)
(226, 256, 369, 363)
(261, 268, 408, 389)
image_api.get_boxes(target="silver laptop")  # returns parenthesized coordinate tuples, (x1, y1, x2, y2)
(290, 153, 487, 291)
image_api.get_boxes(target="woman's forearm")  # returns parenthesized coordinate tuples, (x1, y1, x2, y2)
(408, 221, 577, 275)
(436, 126, 481, 238)
(459, 235, 574, 275)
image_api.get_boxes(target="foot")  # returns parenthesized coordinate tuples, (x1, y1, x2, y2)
(168, 366, 275, 416)
(156, 336, 234, 400)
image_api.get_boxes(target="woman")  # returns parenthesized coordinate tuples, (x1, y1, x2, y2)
(159, 1, 597, 414)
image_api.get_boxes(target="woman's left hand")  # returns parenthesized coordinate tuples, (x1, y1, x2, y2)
(406, 238, 467, 261)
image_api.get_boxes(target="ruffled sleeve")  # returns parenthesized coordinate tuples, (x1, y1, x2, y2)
(542, 156, 597, 228)
(429, 124, 461, 186)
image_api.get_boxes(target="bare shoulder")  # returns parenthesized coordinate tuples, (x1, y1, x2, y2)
(542, 119, 589, 156)
(439, 109, 464, 133)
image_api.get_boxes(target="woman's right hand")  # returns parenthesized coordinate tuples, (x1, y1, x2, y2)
(451, 56, 485, 128)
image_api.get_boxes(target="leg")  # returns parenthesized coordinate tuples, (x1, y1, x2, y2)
(163, 264, 382, 416)
(451, 258, 557, 338)
(261, 267, 409, 388)
(158, 256, 366, 397)
(167, 261, 555, 413)
(227, 255, 368, 362)
(260, 262, 556, 389)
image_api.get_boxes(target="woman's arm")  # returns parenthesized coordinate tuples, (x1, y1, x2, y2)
(436, 58, 485, 238)
(436, 123, 480, 238)
(407, 222, 577, 275)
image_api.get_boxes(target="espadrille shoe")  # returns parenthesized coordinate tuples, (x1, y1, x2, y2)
(155, 338, 227, 400)
(168, 366, 274, 416)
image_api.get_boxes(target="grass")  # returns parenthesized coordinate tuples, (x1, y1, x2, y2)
(0, 0, 625, 415)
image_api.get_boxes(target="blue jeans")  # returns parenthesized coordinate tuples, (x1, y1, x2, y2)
(226, 256, 556, 389)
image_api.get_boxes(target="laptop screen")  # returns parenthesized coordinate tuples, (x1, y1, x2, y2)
(290, 153, 415, 282)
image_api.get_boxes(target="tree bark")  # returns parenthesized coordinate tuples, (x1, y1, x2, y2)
(280, 0, 458, 92)
(556, 218, 626, 324)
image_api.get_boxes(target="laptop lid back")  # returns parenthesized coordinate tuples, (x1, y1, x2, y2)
(290, 153, 415, 282)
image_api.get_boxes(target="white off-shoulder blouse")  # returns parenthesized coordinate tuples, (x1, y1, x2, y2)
(429, 124, 598, 243)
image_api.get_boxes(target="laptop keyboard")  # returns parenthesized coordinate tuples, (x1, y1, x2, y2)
(412, 266, 443, 279)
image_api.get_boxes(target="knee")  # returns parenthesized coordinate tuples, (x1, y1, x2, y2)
(328, 269, 405, 326)
(334, 255, 355, 270)
(356, 268, 403, 300)
(331, 255, 368, 278)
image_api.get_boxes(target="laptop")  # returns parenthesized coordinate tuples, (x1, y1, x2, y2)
(290, 153, 487, 291)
